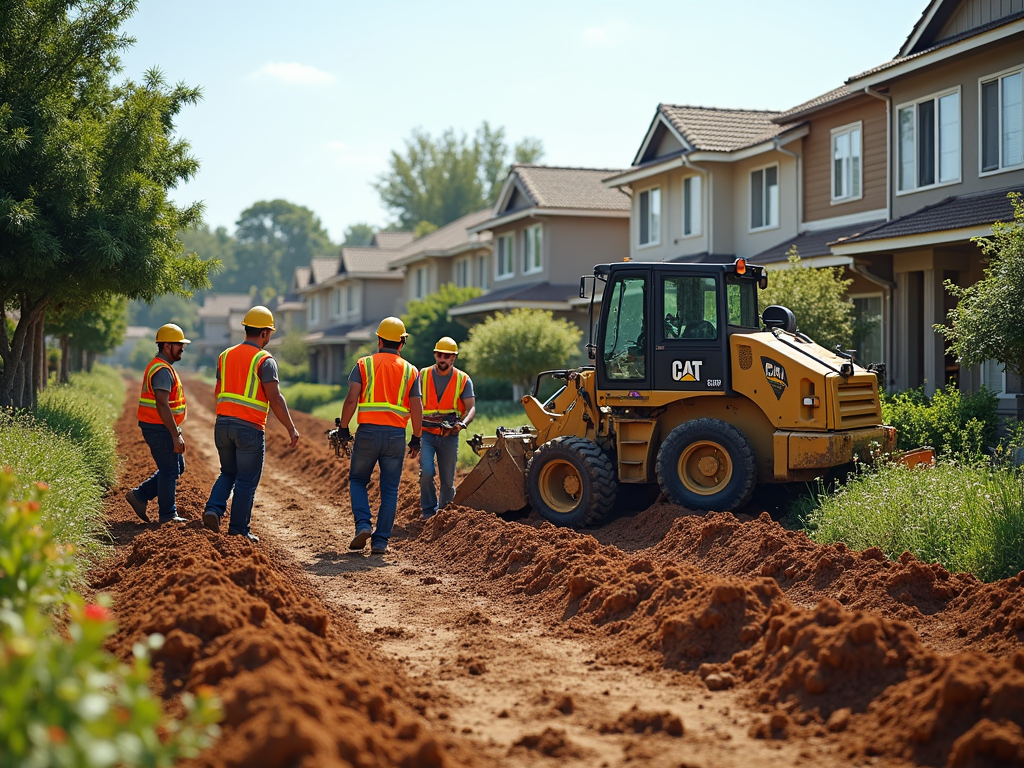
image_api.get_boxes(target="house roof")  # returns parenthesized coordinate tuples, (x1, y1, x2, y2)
(666, 252, 738, 264)
(508, 165, 630, 211)
(371, 231, 415, 250)
(291, 266, 312, 291)
(659, 105, 795, 152)
(751, 221, 887, 263)
(341, 246, 403, 275)
(835, 187, 1023, 246)
(197, 293, 252, 318)
(774, 85, 857, 123)
(302, 321, 362, 344)
(309, 257, 341, 285)
(451, 280, 578, 312)
(392, 208, 493, 267)
(849, 9, 1024, 83)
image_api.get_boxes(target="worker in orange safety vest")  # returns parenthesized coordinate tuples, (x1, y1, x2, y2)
(338, 316, 422, 555)
(202, 306, 300, 543)
(125, 324, 191, 525)
(418, 336, 475, 519)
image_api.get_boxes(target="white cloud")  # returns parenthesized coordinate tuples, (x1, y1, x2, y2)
(251, 61, 335, 85)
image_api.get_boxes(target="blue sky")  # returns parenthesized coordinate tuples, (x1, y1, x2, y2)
(120, 0, 927, 242)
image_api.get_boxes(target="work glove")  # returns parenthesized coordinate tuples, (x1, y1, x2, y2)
(338, 426, 352, 441)
(408, 434, 421, 458)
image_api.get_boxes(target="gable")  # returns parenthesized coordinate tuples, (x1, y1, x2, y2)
(634, 112, 691, 165)
(901, 0, 1024, 55)
(506, 185, 531, 212)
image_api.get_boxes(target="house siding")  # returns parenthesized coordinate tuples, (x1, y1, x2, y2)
(803, 96, 888, 222)
(890, 35, 1024, 218)
(730, 151, 799, 258)
(545, 217, 629, 281)
(937, 0, 1024, 39)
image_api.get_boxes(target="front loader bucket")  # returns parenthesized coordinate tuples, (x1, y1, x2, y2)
(453, 430, 534, 513)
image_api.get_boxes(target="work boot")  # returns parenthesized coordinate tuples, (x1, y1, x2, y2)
(232, 531, 259, 543)
(160, 515, 187, 525)
(349, 530, 371, 551)
(203, 511, 220, 533)
(370, 546, 388, 555)
(125, 490, 149, 523)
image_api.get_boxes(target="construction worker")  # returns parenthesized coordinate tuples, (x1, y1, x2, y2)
(202, 306, 300, 542)
(337, 316, 422, 555)
(125, 323, 190, 525)
(419, 336, 475, 519)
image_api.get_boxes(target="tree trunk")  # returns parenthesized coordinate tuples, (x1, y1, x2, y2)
(0, 294, 49, 409)
(85, 351, 95, 373)
(33, 314, 45, 394)
(60, 335, 70, 384)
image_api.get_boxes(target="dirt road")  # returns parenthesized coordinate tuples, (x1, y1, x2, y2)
(94, 378, 1024, 767)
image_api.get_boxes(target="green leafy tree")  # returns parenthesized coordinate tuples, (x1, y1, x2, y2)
(128, 294, 199, 338)
(181, 224, 236, 292)
(47, 296, 127, 379)
(460, 309, 582, 397)
(0, 0, 213, 408)
(758, 247, 855, 352)
(400, 284, 483, 369)
(938, 192, 1024, 378)
(375, 122, 544, 231)
(233, 199, 335, 299)
(342, 222, 375, 247)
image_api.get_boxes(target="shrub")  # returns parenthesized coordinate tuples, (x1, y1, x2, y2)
(882, 386, 999, 459)
(35, 386, 119, 489)
(281, 382, 344, 413)
(277, 359, 311, 383)
(0, 470, 221, 765)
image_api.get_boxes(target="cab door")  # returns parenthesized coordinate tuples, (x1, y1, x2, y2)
(653, 270, 728, 392)
(596, 269, 652, 392)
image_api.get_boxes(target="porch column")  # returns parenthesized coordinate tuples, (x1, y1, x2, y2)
(922, 268, 946, 396)
(893, 272, 912, 391)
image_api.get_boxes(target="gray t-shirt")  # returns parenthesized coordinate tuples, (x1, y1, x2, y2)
(348, 349, 422, 398)
(429, 367, 474, 406)
(149, 351, 176, 392)
(216, 341, 280, 429)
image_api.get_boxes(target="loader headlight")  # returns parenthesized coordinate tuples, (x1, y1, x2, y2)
(839, 362, 854, 378)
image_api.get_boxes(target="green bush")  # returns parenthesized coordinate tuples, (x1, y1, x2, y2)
(282, 382, 344, 413)
(0, 470, 221, 765)
(882, 386, 998, 459)
(277, 359, 311, 383)
(67, 364, 127, 417)
(800, 461, 1024, 582)
(35, 386, 119, 490)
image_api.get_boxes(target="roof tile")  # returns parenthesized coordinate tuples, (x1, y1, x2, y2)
(510, 165, 629, 210)
(751, 221, 886, 262)
(660, 105, 794, 152)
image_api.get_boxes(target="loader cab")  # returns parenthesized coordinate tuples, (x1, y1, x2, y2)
(592, 261, 764, 395)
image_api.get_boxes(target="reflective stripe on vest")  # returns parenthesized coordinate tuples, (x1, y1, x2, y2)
(357, 353, 417, 428)
(421, 367, 467, 417)
(137, 357, 187, 425)
(215, 344, 272, 429)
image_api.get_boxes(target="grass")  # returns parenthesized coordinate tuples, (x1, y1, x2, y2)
(798, 460, 1024, 582)
(35, 381, 120, 489)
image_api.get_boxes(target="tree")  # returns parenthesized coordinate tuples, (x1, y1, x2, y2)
(233, 199, 334, 299)
(342, 222, 375, 247)
(46, 296, 127, 380)
(460, 309, 582, 398)
(181, 224, 236, 292)
(758, 247, 855, 352)
(128, 294, 199, 338)
(938, 192, 1024, 378)
(0, 0, 213, 408)
(400, 284, 483, 369)
(375, 122, 544, 231)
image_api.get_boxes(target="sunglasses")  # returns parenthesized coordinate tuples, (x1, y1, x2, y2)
(434, 352, 455, 359)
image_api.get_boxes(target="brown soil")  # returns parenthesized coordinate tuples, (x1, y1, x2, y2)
(93, 377, 1024, 768)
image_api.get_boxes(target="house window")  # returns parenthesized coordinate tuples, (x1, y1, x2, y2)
(683, 176, 701, 237)
(496, 233, 514, 279)
(897, 89, 960, 192)
(851, 295, 883, 366)
(413, 266, 427, 300)
(638, 187, 660, 246)
(454, 258, 470, 288)
(307, 295, 320, 326)
(477, 254, 489, 290)
(523, 224, 542, 274)
(832, 122, 862, 201)
(981, 360, 1023, 396)
(750, 165, 779, 230)
(346, 283, 358, 316)
(330, 287, 342, 318)
(981, 68, 1024, 173)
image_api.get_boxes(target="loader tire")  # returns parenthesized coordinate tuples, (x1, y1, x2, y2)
(657, 419, 756, 512)
(526, 437, 617, 529)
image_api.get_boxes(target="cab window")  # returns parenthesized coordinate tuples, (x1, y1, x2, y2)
(604, 276, 647, 381)
(726, 274, 759, 328)
(662, 276, 717, 340)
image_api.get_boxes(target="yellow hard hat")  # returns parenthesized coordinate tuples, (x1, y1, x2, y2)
(155, 323, 191, 344)
(434, 336, 458, 354)
(376, 316, 408, 343)
(242, 306, 276, 330)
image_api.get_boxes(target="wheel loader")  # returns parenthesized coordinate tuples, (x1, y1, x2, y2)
(452, 259, 896, 528)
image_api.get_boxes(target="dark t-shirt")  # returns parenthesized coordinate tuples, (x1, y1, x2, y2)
(149, 351, 176, 392)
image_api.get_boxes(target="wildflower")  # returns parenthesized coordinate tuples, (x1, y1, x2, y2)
(84, 604, 111, 622)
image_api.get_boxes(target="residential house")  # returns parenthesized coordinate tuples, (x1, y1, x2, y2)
(299, 246, 405, 384)
(194, 293, 252, 366)
(389, 208, 493, 304)
(825, 0, 1024, 407)
(450, 165, 630, 335)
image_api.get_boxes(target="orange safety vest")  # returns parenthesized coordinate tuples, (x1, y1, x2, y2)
(356, 352, 418, 428)
(137, 357, 186, 425)
(420, 366, 468, 435)
(215, 343, 273, 430)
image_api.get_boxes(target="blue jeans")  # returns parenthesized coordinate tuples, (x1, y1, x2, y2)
(135, 423, 185, 522)
(420, 431, 459, 518)
(349, 424, 406, 550)
(205, 421, 265, 536)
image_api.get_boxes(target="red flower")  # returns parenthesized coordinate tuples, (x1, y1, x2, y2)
(83, 604, 111, 622)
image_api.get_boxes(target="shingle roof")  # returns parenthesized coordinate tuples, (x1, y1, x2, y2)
(836, 187, 1023, 245)
(849, 10, 1024, 82)
(341, 246, 402, 274)
(197, 293, 252, 318)
(774, 85, 855, 123)
(291, 266, 311, 291)
(397, 208, 493, 261)
(372, 231, 415, 250)
(457, 280, 578, 307)
(659, 105, 795, 152)
(309, 257, 340, 285)
(511, 165, 630, 210)
(751, 221, 886, 263)
(666, 252, 737, 264)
